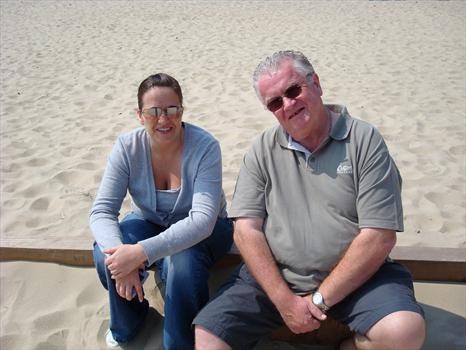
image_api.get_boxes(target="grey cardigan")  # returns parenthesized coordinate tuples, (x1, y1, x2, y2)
(89, 122, 227, 266)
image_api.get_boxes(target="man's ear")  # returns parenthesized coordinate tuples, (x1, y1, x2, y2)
(312, 73, 323, 96)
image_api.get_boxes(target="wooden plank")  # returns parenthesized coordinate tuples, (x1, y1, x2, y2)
(0, 246, 94, 267)
(390, 246, 466, 262)
(211, 247, 466, 282)
(0, 242, 465, 282)
(391, 246, 466, 282)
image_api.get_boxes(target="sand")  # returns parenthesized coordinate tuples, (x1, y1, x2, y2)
(0, 0, 465, 349)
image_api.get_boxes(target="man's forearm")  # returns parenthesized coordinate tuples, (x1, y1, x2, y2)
(234, 218, 325, 334)
(234, 224, 293, 306)
(318, 228, 396, 308)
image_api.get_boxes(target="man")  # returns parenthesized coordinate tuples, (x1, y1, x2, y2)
(193, 50, 425, 350)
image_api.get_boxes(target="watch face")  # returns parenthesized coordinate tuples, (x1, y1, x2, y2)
(313, 292, 323, 305)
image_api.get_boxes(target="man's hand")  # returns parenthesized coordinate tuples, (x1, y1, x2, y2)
(115, 269, 144, 302)
(276, 294, 326, 334)
(306, 293, 328, 319)
(105, 243, 147, 279)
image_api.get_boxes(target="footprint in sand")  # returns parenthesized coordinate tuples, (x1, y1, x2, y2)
(35, 331, 68, 350)
(2, 198, 26, 210)
(30, 197, 50, 211)
(52, 170, 79, 185)
(21, 184, 46, 199)
(448, 144, 464, 156)
(75, 162, 98, 171)
(25, 157, 50, 167)
(25, 217, 40, 228)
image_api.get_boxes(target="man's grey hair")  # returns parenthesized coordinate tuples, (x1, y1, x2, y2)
(252, 50, 315, 103)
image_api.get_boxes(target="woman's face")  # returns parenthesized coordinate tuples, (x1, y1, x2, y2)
(137, 86, 183, 146)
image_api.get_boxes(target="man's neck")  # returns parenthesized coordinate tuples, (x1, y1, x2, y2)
(300, 108, 331, 152)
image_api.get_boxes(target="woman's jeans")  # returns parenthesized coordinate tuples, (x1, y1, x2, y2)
(93, 213, 233, 350)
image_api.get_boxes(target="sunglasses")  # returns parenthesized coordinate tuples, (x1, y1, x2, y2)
(266, 84, 303, 112)
(141, 106, 183, 118)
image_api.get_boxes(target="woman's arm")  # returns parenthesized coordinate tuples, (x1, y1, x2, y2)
(138, 139, 223, 266)
(89, 138, 129, 252)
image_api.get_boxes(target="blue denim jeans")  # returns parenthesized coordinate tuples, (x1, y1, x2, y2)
(93, 213, 233, 350)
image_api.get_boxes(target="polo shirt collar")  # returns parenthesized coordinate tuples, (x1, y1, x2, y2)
(277, 104, 354, 150)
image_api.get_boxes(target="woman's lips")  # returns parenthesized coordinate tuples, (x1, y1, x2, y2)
(155, 126, 173, 133)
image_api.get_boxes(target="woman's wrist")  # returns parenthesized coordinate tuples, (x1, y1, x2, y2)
(135, 243, 149, 266)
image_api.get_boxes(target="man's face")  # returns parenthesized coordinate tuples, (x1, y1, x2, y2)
(257, 60, 324, 143)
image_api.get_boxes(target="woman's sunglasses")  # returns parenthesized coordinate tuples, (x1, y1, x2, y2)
(141, 106, 183, 118)
(266, 84, 303, 112)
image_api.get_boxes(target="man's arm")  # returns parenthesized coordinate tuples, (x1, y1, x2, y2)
(234, 217, 325, 334)
(316, 227, 396, 308)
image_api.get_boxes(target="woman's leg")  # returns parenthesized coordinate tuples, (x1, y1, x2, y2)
(93, 213, 164, 343)
(162, 217, 233, 350)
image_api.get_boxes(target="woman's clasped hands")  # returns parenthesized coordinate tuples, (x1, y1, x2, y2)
(104, 244, 148, 302)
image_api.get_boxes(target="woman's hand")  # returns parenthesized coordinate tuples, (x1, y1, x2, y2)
(115, 269, 144, 302)
(104, 243, 147, 279)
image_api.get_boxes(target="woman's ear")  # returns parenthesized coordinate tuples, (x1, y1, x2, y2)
(135, 108, 144, 125)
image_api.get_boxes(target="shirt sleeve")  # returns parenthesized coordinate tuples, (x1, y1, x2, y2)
(229, 140, 267, 219)
(89, 138, 128, 252)
(356, 127, 404, 231)
(138, 141, 223, 266)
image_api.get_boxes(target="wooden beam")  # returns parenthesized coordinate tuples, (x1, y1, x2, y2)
(390, 246, 466, 282)
(0, 246, 94, 267)
(0, 244, 465, 282)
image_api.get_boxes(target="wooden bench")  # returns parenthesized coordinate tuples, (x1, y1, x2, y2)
(1, 243, 464, 282)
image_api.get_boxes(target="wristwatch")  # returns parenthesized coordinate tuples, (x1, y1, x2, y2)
(312, 291, 330, 312)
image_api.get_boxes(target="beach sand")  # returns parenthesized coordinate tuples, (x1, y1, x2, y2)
(0, 0, 465, 349)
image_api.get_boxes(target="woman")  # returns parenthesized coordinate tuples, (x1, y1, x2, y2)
(90, 73, 233, 349)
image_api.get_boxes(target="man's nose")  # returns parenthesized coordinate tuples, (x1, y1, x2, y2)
(282, 96, 296, 110)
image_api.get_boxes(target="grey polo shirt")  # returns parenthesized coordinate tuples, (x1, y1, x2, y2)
(229, 105, 403, 294)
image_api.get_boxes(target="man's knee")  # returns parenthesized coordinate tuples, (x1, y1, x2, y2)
(358, 311, 425, 350)
(194, 325, 231, 350)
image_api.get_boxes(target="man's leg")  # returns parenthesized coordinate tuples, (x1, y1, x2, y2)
(330, 262, 425, 350)
(341, 311, 425, 350)
(195, 326, 232, 350)
(193, 264, 285, 350)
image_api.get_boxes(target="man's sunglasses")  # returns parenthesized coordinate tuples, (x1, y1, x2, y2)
(141, 106, 183, 118)
(266, 84, 303, 112)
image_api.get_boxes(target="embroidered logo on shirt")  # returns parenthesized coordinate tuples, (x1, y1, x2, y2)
(337, 164, 353, 174)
